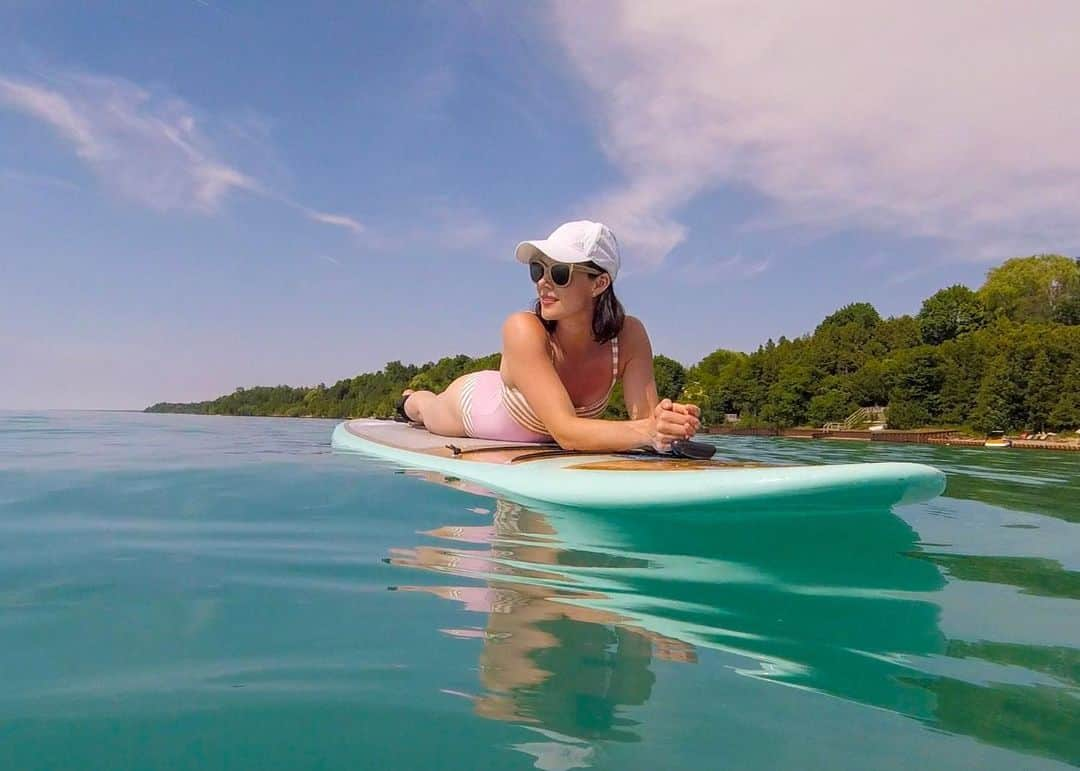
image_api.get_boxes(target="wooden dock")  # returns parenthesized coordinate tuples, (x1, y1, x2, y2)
(707, 426, 1080, 451)
(925, 436, 1080, 451)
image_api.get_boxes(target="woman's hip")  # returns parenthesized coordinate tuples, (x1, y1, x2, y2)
(460, 371, 551, 443)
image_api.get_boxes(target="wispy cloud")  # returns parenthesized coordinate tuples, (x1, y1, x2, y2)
(0, 69, 365, 235)
(0, 73, 258, 211)
(1, 168, 80, 191)
(676, 254, 771, 283)
(306, 210, 365, 235)
(317, 254, 341, 266)
(551, 1, 1080, 266)
(739, 258, 770, 278)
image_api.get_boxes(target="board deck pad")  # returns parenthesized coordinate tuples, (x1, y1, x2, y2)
(331, 419, 946, 512)
(341, 420, 550, 454)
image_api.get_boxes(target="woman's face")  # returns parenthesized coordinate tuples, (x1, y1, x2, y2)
(532, 259, 608, 321)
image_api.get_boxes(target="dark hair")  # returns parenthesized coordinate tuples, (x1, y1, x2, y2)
(532, 261, 625, 343)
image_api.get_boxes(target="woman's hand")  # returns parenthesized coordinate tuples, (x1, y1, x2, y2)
(648, 399, 701, 452)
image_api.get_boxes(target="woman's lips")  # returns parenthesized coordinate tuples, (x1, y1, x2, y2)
(540, 295, 557, 305)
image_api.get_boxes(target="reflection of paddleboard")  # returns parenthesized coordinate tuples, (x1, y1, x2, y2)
(331, 419, 946, 511)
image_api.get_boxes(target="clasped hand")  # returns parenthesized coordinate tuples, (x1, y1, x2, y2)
(650, 398, 701, 452)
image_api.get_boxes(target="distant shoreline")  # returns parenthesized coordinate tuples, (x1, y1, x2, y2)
(139, 411, 1080, 452)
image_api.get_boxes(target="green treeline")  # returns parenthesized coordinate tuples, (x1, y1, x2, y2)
(684, 254, 1080, 431)
(146, 356, 500, 420)
(146, 254, 1080, 432)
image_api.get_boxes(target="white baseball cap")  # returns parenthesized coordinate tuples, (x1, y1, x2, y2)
(515, 220, 620, 280)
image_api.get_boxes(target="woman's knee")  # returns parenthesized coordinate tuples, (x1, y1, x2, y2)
(404, 390, 435, 422)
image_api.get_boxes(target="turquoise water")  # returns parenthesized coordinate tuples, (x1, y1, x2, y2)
(1, 412, 1077, 770)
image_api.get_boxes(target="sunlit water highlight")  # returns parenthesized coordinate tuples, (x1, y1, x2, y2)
(0, 411, 1077, 770)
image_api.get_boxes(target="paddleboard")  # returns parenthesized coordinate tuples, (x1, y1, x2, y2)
(331, 419, 946, 511)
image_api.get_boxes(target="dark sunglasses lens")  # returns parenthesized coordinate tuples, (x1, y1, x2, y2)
(550, 264, 572, 286)
(529, 261, 545, 283)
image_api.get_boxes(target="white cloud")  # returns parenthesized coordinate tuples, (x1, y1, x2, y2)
(0, 73, 258, 211)
(676, 254, 770, 283)
(550, 1, 1080, 266)
(0, 69, 369, 237)
(306, 210, 365, 235)
(1, 168, 80, 191)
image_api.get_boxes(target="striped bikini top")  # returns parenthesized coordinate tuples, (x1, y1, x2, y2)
(501, 337, 619, 436)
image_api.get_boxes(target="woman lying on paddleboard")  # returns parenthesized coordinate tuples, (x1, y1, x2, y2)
(399, 220, 702, 452)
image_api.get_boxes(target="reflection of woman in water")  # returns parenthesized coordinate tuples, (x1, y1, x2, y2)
(390, 499, 696, 742)
(390, 490, 952, 736)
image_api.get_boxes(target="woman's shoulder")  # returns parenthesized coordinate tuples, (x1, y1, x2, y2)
(619, 314, 648, 342)
(502, 310, 545, 332)
(501, 311, 548, 347)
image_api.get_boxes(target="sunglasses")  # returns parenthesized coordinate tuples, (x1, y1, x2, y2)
(528, 259, 603, 287)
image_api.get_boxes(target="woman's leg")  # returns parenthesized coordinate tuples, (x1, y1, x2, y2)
(402, 375, 469, 437)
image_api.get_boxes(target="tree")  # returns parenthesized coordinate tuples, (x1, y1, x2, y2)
(936, 355, 979, 426)
(971, 355, 1026, 432)
(1024, 350, 1056, 432)
(809, 304, 887, 378)
(815, 302, 882, 333)
(978, 254, 1080, 323)
(759, 387, 804, 428)
(1048, 390, 1080, 431)
(759, 365, 814, 427)
(888, 347, 946, 421)
(1047, 361, 1080, 430)
(918, 285, 986, 345)
(886, 398, 930, 430)
(687, 348, 743, 381)
(847, 359, 889, 406)
(683, 349, 748, 424)
(408, 353, 499, 393)
(652, 355, 687, 402)
(806, 388, 855, 426)
(1052, 292, 1080, 325)
(874, 315, 922, 352)
(383, 360, 418, 383)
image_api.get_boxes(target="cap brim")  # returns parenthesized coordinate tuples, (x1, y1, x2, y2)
(514, 239, 589, 265)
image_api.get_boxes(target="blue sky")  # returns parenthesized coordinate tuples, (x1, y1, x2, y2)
(2, 1, 1078, 410)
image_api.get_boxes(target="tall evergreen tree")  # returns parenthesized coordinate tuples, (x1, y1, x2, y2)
(972, 355, 1026, 432)
(1024, 350, 1057, 431)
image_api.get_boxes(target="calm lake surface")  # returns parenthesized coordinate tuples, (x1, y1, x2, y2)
(1, 411, 1077, 770)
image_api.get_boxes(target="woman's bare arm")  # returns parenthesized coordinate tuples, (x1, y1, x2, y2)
(618, 316, 660, 419)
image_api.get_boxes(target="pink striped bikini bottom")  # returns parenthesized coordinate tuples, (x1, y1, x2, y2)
(459, 370, 552, 443)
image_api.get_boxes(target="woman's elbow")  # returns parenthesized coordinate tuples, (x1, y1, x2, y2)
(548, 420, 585, 451)
(551, 431, 580, 451)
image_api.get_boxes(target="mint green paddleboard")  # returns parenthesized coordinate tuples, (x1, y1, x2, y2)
(331, 419, 946, 511)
